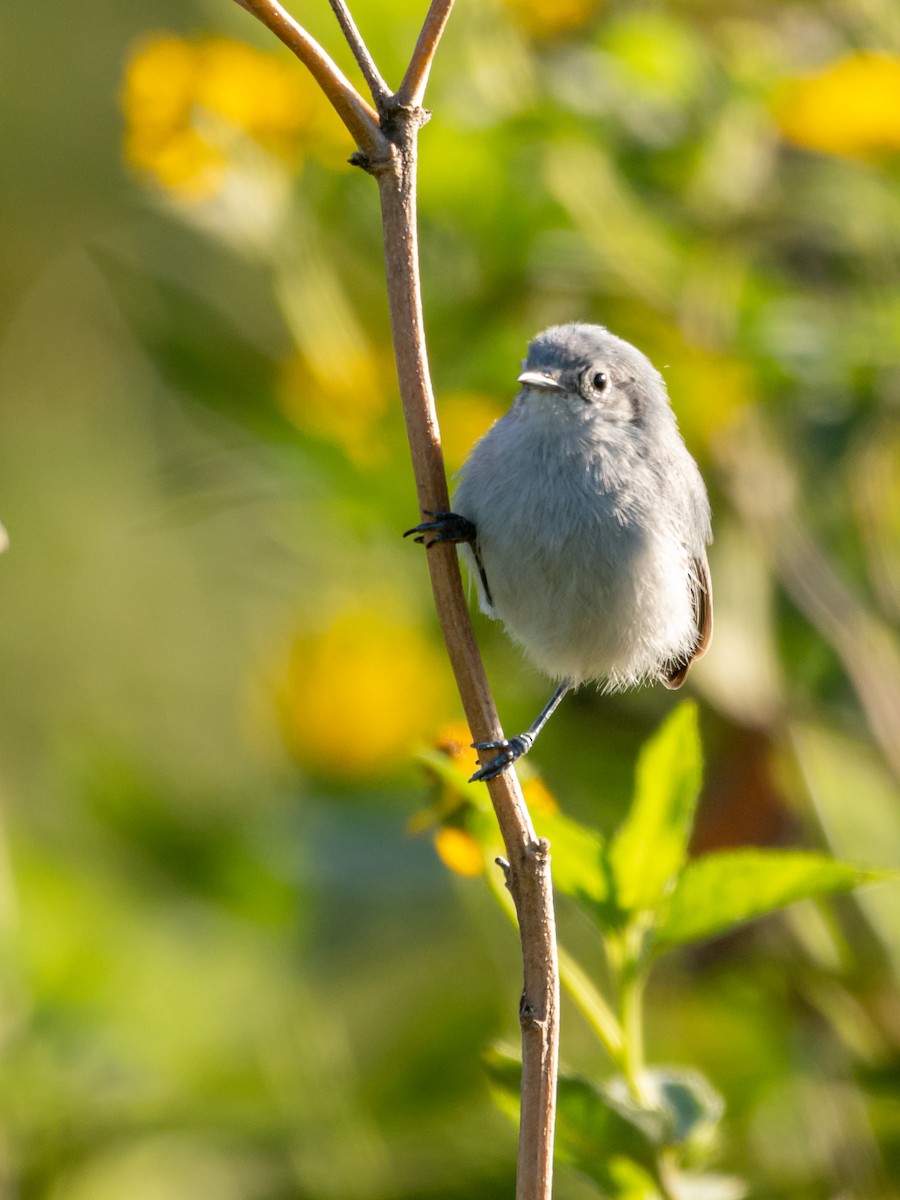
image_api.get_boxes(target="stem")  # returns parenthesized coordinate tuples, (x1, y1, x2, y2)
(557, 945, 624, 1061)
(608, 937, 684, 1200)
(229, 4, 560, 1194)
(327, 0, 391, 107)
(376, 142, 558, 1200)
(609, 924, 652, 1107)
(395, 0, 456, 108)
(618, 969, 647, 1102)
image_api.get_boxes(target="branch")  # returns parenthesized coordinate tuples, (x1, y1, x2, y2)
(228, 4, 559, 1195)
(232, 0, 389, 159)
(395, 0, 456, 109)
(327, 0, 391, 108)
(376, 157, 558, 1200)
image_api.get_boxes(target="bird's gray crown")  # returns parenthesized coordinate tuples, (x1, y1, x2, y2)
(524, 322, 660, 385)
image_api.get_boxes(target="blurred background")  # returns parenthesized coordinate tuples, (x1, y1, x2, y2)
(1, 0, 900, 1196)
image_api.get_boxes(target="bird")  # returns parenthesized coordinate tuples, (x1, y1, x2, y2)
(406, 322, 712, 782)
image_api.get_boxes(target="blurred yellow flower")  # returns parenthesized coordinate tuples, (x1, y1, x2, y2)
(503, 0, 603, 39)
(277, 345, 390, 466)
(121, 33, 345, 200)
(433, 720, 477, 774)
(662, 342, 751, 454)
(522, 776, 559, 818)
(409, 719, 558, 876)
(434, 828, 485, 877)
(428, 721, 559, 811)
(773, 52, 900, 159)
(276, 605, 453, 779)
(439, 392, 502, 473)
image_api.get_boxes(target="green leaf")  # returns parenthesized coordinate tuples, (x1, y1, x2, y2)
(484, 1048, 664, 1195)
(655, 850, 887, 950)
(610, 702, 702, 918)
(603, 1067, 723, 1150)
(484, 1051, 730, 1197)
(413, 746, 486, 806)
(540, 810, 610, 911)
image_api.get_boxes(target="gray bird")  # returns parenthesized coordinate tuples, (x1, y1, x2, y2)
(407, 322, 712, 782)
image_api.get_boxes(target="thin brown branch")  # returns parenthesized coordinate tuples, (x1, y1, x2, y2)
(229, 3, 559, 1194)
(395, 0, 456, 109)
(232, 0, 389, 159)
(327, 0, 391, 108)
(376, 151, 558, 1200)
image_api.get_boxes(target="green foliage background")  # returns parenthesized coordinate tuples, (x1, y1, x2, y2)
(1, 0, 899, 1197)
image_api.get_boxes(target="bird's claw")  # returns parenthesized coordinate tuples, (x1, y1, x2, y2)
(403, 511, 476, 548)
(469, 733, 535, 782)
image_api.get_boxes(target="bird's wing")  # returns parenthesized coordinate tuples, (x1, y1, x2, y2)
(661, 551, 713, 689)
(473, 541, 495, 610)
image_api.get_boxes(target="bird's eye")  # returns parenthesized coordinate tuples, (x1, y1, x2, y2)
(591, 371, 609, 392)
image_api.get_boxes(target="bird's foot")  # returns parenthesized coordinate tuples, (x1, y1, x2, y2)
(403, 511, 476, 548)
(469, 732, 535, 782)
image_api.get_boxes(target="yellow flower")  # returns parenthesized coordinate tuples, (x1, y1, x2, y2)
(194, 39, 316, 154)
(277, 345, 390, 466)
(773, 52, 900, 159)
(276, 605, 453, 779)
(433, 720, 478, 774)
(434, 828, 485, 877)
(503, 0, 604, 39)
(660, 342, 752, 454)
(122, 36, 221, 199)
(410, 720, 558, 875)
(522, 776, 559, 818)
(121, 33, 346, 200)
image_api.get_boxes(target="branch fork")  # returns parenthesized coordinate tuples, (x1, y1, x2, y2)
(230, 3, 560, 1196)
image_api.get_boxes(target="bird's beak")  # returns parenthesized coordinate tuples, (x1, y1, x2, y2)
(517, 370, 566, 393)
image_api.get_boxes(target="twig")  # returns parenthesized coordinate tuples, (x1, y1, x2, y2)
(230, 3, 559, 1195)
(232, 0, 388, 159)
(375, 139, 559, 1200)
(326, 0, 391, 108)
(395, 0, 457, 109)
